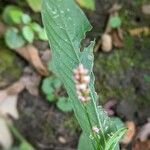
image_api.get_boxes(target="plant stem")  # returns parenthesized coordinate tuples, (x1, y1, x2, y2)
(90, 91, 106, 148)
(84, 104, 101, 150)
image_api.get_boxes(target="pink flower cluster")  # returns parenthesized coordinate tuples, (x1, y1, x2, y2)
(73, 64, 90, 103)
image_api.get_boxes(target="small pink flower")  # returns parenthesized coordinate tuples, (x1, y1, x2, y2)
(82, 76, 90, 83)
(77, 84, 87, 90)
(92, 126, 100, 133)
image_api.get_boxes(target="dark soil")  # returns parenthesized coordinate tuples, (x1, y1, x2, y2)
(16, 90, 80, 150)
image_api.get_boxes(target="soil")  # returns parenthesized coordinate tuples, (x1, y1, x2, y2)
(0, 0, 150, 150)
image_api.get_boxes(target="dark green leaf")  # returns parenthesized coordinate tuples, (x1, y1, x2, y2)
(5, 27, 25, 49)
(56, 97, 72, 112)
(22, 26, 34, 43)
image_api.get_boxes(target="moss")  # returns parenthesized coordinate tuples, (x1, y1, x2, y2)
(42, 121, 53, 137)
(0, 39, 22, 86)
(63, 115, 80, 134)
(94, 31, 150, 105)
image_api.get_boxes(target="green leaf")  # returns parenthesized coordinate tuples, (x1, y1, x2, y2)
(46, 94, 56, 102)
(42, 76, 62, 95)
(42, 0, 97, 134)
(144, 75, 150, 82)
(42, 0, 124, 149)
(38, 29, 48, 41)
(105, 128, 127, 150)
(108, 16, 122, 28)
(42, 76, 62, 102)
(26, 0, 42, 12)
(78, 132, 94, 150)
(2, 5, 23, 24)
(5, 27, 25, 49)
(77, 0, 95, 10)
(22, 26, 34, 43)
(56, 97, 72, 112)
(111, 117, 125, 130)
(19, 142, 34, 150)
(31, 22, 42, 32)
(21, 14, 31, 24)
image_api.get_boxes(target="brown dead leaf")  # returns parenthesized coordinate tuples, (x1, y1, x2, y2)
(0, 79, 25, 103)
(129, 27, 150, 36)
(22, 67, 41, 96)
(0, 90, 7, 102)
(111, 29, 124, 48)
(133, 139, 150, 150)
(121, 121, 136, 145)
(94, 3, 123, 52)
(142, 4, 150, 15)
(40, 49, 51, 65)
(6, 79, 25, 95)
(108, 3, 122, 14)
(15, 44, 49, 76)
(137, 121, 150, 142)
(0, 79, 25, 119)
(0, 95, 19, 119)
(0, 118, 13, 150)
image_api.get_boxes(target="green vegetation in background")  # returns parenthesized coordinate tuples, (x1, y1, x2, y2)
(42, 76, 73, 112)
(2, 5, 47, 49)
(0, 39, 22, 86)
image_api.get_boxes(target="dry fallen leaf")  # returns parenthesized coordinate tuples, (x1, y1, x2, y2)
(0, 118, 13, 150)
(101, 33, 112, 52)
(40, 49, 51, 65)
(137, 121, 150, 142)
(121, 121, 136, 145)
(108, 3, 122, 14)
(0, 95, 19, 119)
(142, 4, 150, 15)
(22, 67, 41, 96)
(0, 78, 25, 119)
(111, 29, 124, 48)
(129, 27, 150, 36)
(94, 3, 123, 52)
(133, 139, 150, 150)
(15, 44, 49, 76)
(6, 79, 25, 95)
